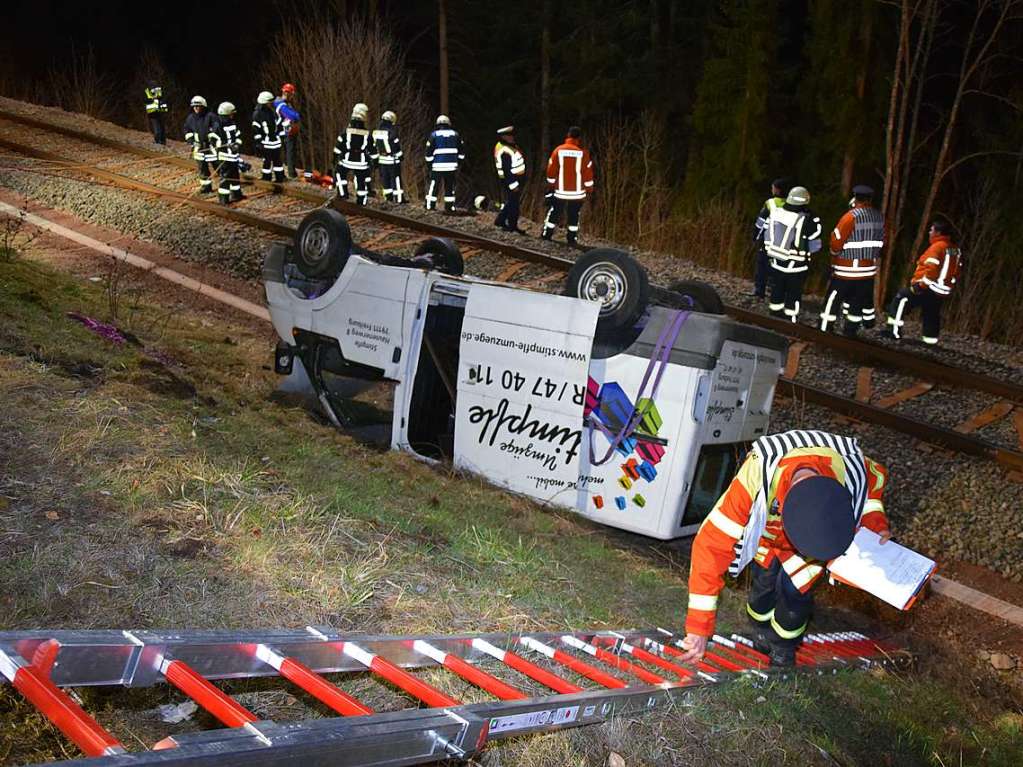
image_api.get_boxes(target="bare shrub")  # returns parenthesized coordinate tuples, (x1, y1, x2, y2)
(46, 46, 117, 121)
(260, 10, 430, 197)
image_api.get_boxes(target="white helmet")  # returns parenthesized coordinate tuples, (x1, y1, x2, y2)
(190, 95, 207, 108)
(786, 186, 810, 206)
(257, 91, 274, 105)
(436, 114, 451, 126)
(217, 101, 236, 117)
(351, 102, 369, 120)
(382, 110, 397, 123)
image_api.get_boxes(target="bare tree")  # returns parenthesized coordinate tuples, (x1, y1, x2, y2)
(260, 13, 430, 196)
(438, 0, 450, 115)
(540, 0, 552, 162)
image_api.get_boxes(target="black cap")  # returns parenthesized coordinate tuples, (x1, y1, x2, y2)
(772, 177, 790, 193)
(852, 184, 874, 198)
(781, 476, 855, 560)
(497, 125, 515, 135)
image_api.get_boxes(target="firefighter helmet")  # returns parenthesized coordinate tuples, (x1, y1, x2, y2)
(257, 91, 274, 105)
(382, 110, 397, 123)
(351, 102, 369, 120)
(786, 186, 810, 206)
(190, 95, 207, 108)
(436, 114, 451, 126)
(217, 102, 236, 117)
(281, 83, 296, 95)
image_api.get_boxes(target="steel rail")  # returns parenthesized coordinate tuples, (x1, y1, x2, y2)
(3, 113, 1023, 471)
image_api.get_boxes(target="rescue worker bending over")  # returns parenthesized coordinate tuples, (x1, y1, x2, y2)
(424, 115, 465, 211)
(183, 96, 218, 195)
(274, 83, 301, 179)
(542, 126, 594, 245)
(335, 103, 373, 206)
(764, 186, 821, 322)
(679, 429, 891, 666)
(372, 110, 405, 203)
(252, 91, 285, 183)
(884, 218, 963, 345)
(144, 83, 168, 145)
(820, 185, 885, 336)
(493, 126, 527, 234)
(751, 178, 788, 299)
(209, 102, 244, 205)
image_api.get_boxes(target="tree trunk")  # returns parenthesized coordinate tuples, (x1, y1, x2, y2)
(841, 4, 874, 194)
(540, 0, 551, 162)
(438, 0, 449, 115)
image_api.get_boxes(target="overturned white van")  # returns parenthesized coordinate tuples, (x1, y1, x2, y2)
(265, 209, 787, 539)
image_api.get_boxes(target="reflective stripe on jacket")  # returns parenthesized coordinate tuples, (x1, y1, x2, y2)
(425, 127, 465, 172)
(545, 136, 593, 200)
(912, 234, 962, 296)
(251, 105, 283, 150)
(764, 206, 822, 273)
(830, 203, 885, 280)
(372, 122, 403, 165)
(209, 121, 242, 161)
(684, 430, 889, 638)
(335, 120, 372, 170)
(145, 87, 168, 114)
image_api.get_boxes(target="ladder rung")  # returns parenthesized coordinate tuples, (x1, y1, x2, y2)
(519, 637, 627, 689)
(343, 643, 459, 708)
(624, 642, 696, 680)
(10, 662, 124, 757)
(256, 645, 373, 716)
(561, 636, 667, 686)
(161, 659, 258, 727)
(412, 641, 526, 701)
(471, 638, 583, 694)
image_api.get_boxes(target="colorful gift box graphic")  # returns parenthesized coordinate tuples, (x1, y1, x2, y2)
(635, 398, 662, 436)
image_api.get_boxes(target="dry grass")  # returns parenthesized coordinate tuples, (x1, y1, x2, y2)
(1, 256, 1021, 766)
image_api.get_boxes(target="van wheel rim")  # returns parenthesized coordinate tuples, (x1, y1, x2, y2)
(578, 262, 626, 315)
(301, 223, 330, 264)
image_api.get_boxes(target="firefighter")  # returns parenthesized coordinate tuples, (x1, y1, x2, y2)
(252, 91, 285, 183)
(764, 186, 822, 322)
(493, 126, 527, 234)
(183, 96, 218, 195)
(209, 102, 244, 205)
(424, 115, 465, 211)
(820, 185, 885, 337)
(751, 178, 789, 299)
(883, 219, 963, 345)
(372, 110, 405, 203)
(144, 83, 169, 145)
(273, 83, 301, 179)
(335, 103, 373, 205)
(542, 126, 594, 245)
(677, 429, 891, 666)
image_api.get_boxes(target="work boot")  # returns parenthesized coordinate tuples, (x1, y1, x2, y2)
(768, 643, 797, 667)
(567, 233, 579, 246)
(748, 625, 774, 655)
(541, 230, 553, 241)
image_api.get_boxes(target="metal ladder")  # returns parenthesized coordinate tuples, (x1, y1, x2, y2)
(0, 626, 894, 766)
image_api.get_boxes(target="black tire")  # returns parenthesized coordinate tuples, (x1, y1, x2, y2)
(565, 248, 650, 332)
(293, 209, 352, 279)
(414, 237, 465, 276)
(668, 280, 725, 314)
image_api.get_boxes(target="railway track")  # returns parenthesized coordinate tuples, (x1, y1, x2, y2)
(2, 107, 1023, 471)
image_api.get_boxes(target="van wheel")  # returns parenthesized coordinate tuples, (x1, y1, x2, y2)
(413, 237, 464, 276)
(566, 248, 650, 332)
(668, 280, 725, 314)
(293, 209, 352, 278)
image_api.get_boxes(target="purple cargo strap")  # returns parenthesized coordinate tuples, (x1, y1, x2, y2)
(588, 308, 690, 466)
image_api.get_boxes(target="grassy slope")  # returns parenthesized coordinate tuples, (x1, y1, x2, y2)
(0, 255, 1020, 766)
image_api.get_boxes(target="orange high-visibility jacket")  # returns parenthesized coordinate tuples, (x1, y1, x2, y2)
(685, 447, 889, 638)
(545, 136, 594, 200)
(911, 233, 962, 297)
(829, 202, 885, 280)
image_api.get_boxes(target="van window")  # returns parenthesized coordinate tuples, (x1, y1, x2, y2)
(681, 443, 747, 527)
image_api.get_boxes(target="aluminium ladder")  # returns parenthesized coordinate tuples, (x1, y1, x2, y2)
(0, 626, 895, 766)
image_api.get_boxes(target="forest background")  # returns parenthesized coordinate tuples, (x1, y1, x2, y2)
(2, 0, 1022, 341)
